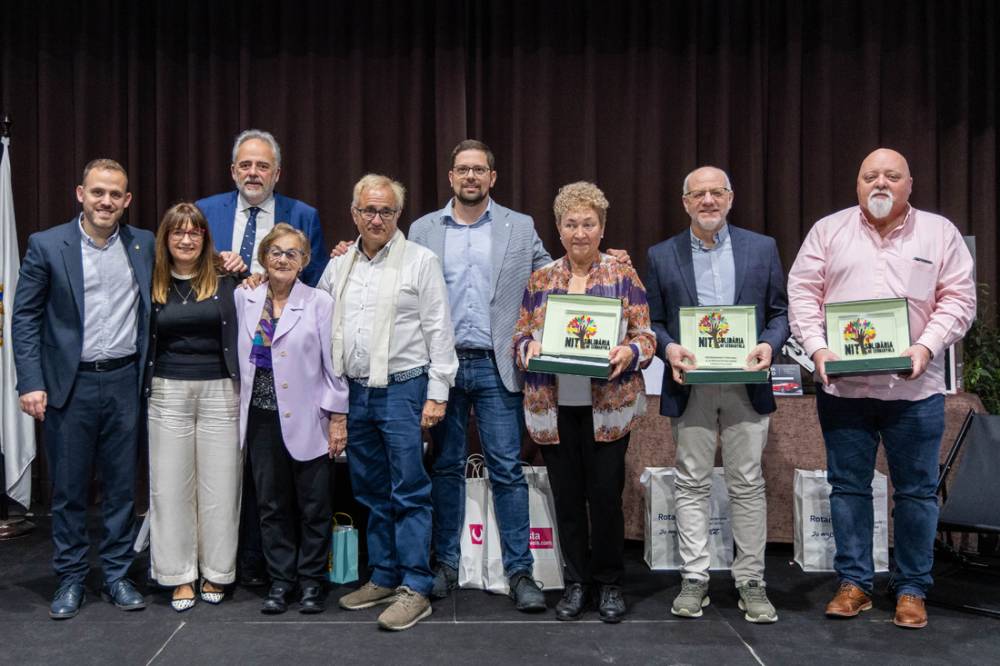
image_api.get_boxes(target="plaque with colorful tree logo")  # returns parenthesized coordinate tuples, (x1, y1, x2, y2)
(529, 294, 623, 377)
(824, 297, 912, 376)
(678, 305, 768, 384)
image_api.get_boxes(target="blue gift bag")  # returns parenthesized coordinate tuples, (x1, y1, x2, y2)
(328, 512, 359, 584)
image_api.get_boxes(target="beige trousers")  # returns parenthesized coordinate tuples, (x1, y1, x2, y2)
(670, 383, 770, 586)
(148, 377, 242, 585)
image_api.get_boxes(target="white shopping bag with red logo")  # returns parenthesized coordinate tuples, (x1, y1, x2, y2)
(793, 469, 889, 573)
(483, 465, 565, 593)
(458, 455, 490, 589)
(641, 466, 734, 570)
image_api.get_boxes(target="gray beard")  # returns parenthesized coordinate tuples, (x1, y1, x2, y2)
(867, 191, 894, 219)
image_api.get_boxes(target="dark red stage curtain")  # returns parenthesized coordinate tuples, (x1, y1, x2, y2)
(1, 0, 997, 306)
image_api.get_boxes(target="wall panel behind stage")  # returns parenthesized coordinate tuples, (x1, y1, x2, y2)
(1, 0, 997, 311)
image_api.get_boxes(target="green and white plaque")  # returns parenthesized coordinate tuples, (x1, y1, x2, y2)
(824, 297, 912, 376)
(527, 294, 623, 378)
(678, 305, 769, 384)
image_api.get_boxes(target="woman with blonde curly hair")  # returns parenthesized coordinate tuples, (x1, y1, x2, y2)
(513, 182, 655, 623)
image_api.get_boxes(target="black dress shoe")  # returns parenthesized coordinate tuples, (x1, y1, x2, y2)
(50, 582, 86, 620)
(598, 584, 626, 623)
(101, 578, 146, 611)
(299, 585, 326, 614)
(555, 582, 589, 621)
(261, 584, 290, 614)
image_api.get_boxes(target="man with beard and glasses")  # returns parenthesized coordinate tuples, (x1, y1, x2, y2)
(408, 139, 550, 611)
(13, 159, 154, 619)
(787, 148, 976, 629)
(646, 166, 789, 624)
(196, 129, 327, 588)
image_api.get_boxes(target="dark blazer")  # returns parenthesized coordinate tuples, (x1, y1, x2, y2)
(646, 224, 789, 417)
(12, 218, 155, 409)
(143, 274, 241, 398)
(195, 191, 326, 287)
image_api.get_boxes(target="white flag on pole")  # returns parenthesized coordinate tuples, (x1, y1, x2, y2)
(0, 136, 36, 510)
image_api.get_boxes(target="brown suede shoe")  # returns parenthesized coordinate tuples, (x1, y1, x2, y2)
(893, 594, 928, 629)
(825, 582, 873, 617)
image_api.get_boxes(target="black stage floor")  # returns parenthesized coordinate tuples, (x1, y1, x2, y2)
(2, 517, 998, 665)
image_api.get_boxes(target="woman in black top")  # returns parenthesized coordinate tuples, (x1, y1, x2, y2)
(146, 202, 242, 612)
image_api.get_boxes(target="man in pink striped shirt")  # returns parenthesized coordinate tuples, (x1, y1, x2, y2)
(787, 148, 976, 630)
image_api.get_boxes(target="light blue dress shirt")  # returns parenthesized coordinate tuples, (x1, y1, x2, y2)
(442, 198, 493, 349)
(79, 217, 140, 361)
(690, 223, 735, 307)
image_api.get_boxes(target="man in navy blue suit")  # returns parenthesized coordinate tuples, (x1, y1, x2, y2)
(646, 166, 789, 624)
(196, 130, 327, 586)
(196, 129, 326, 286)
(13, 159, 154, 619)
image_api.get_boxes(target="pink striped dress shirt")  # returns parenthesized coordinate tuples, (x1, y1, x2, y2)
(787, 205, 976, 401)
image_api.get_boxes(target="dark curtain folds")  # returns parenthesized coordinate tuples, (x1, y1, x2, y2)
(1, 0, 997, 309)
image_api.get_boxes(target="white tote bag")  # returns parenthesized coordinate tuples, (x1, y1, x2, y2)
(641, 466, 734, 571)
(458, 455, 491, 590)
(793, 469, 889, 572)
(483, 466, 565, 593)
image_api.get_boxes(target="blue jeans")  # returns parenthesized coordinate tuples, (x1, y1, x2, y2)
(816, 389, 944, 598)
(430, 357, 532, 577)
(346, 374, 434, 596)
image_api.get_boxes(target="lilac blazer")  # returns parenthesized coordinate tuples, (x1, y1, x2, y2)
(236, 280, 348, 461)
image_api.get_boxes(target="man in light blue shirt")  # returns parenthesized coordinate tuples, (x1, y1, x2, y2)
(13, 159, 155, 620)
(409, 140, 550, 612)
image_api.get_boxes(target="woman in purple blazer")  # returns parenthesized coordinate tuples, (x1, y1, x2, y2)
(235, 223, 348, 615)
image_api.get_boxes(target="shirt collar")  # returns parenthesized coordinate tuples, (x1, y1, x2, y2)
(78, 214, 121, 249)
(689, 222, 729, 252)
(443, 197, 493, 228)
(238, 193, 275, 215)
(353, 232, 399, 263)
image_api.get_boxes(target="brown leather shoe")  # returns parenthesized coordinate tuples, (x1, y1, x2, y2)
(825, 582, 873, 617)
(893, 594, 928, 629)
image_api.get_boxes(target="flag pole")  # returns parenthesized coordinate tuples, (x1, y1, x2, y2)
(0, 113, 35, 540)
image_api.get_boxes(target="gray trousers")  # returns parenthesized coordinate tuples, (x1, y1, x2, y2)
(670, 384, 770, 586)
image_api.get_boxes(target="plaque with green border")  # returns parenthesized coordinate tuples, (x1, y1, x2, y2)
(678, 305, 769, 384)
(824, 297, 912, 376)
(527, 294, 623, 378)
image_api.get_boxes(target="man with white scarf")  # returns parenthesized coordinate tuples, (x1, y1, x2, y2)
(318, 173, 458, 632)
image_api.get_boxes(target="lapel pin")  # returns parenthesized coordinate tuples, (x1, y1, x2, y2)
(135, 244, 140, 250)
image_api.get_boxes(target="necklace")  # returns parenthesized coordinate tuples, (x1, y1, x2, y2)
(172, 280, 195, 305)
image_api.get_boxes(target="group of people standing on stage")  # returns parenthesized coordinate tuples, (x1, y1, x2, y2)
(12, 130, 976, 632)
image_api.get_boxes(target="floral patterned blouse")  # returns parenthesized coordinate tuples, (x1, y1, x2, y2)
(513, 254, 656, 444)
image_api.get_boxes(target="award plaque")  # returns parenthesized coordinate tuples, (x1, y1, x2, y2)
(678, 305, 769, 384)
(824, 297, 912, 376)
(527, 294, 623, 378)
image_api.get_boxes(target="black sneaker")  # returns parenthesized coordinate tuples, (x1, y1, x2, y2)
(555, 582, 589, 621)
(508, 571, 546, 612)
(598, 584, 626, 623)
(430, 563, 458, 600)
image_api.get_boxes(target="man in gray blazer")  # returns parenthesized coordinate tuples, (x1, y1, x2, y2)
(409, 140, 550, 611)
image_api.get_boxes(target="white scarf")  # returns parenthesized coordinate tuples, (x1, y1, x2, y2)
(330, 229, 407, 386)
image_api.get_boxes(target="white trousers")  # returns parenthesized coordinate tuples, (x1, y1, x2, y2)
(148, 377, 242, 585)
(670, 384, 770, 585)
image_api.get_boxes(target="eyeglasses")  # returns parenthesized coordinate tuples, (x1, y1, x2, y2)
(266, 247, 305, 262)
(354, 207, 399, 222)
(683, 188, 731, 201)
(169, 228, 204, 241)
(452, 165, 491, 177)
(560, 221, 601, 233)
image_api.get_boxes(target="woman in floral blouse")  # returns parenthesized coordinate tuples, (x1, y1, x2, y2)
(513, 181, 655, 624)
